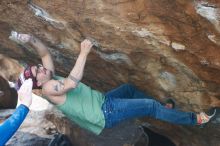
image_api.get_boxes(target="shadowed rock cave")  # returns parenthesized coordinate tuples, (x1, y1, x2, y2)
(1, 0, 220, 145)
(135, 125, 176, 146)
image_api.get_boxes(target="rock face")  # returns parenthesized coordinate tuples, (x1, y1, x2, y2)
(46, 108, 149, 146)
(0, 109, 55, 146)
(0, 55, 22, 82)
(1, 0, 220, 145)
(0, 76, 17, 109)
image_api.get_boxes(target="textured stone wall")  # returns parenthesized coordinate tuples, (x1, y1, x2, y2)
(0, 0, 220, 145)
(0, 76, 17, 109)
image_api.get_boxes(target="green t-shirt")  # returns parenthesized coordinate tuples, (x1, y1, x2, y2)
(53, 76, 106, 135)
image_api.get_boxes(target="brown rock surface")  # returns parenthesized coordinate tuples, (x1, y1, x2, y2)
(0, 76, 17, 109)
(1, 0, 220, 145)
(46, 108, 149, 146)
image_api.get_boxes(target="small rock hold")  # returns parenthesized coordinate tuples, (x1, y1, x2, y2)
(171, 42, 186, 51)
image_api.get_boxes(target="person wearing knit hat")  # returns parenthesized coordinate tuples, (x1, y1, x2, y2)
(17, 65, 38, 90)
(10, 32, 215, 135)
(10, 31, 54, 91)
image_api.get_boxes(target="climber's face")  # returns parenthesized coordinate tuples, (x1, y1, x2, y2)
(31, 64, 52, 86)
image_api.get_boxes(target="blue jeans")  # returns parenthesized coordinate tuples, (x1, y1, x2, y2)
(101, 84, 197, 128)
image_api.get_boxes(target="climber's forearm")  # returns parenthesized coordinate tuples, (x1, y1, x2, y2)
(29, 36, 55, 73)
(29, 36, 50, 58)
(69, 52, 88, 83)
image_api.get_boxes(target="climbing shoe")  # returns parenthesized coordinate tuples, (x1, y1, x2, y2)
(197, 109, 216, 127)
